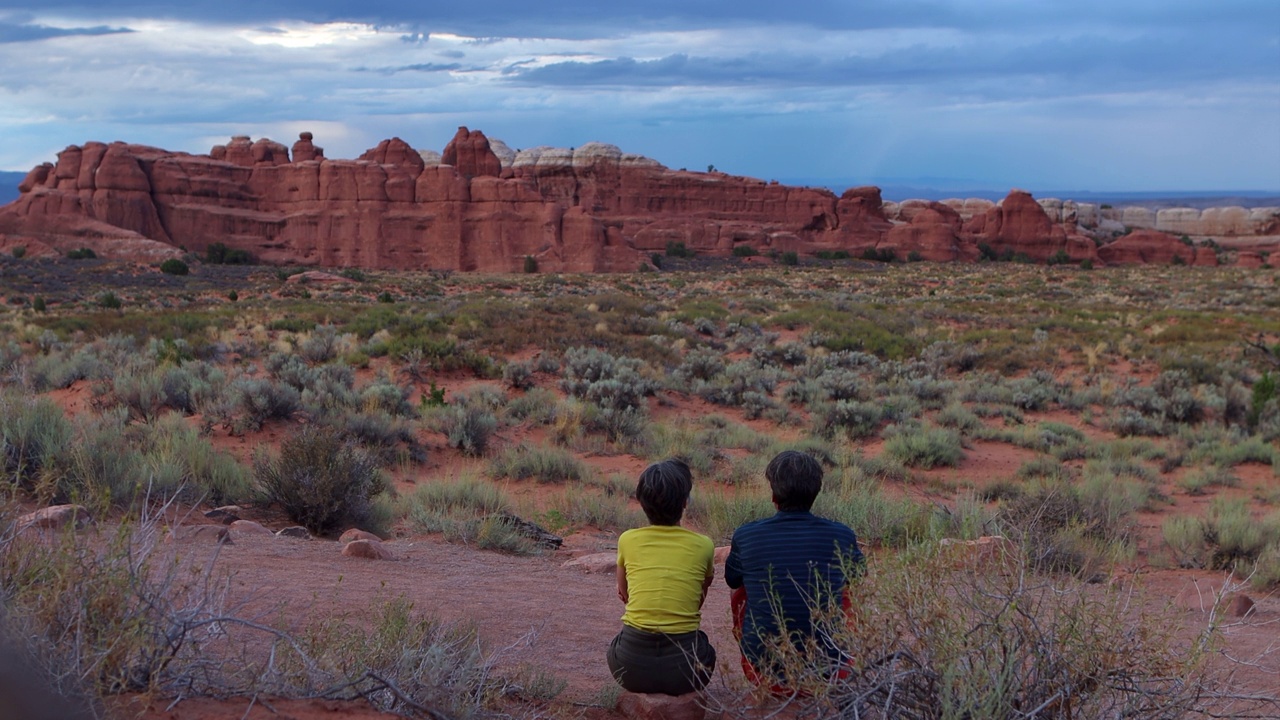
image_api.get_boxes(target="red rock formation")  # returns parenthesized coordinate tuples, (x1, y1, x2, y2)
(0, 130, 1232, 271)
(441, 127, 501, 178)
(964, 190, 1065, 260)
(1097, 230, 1195, 265)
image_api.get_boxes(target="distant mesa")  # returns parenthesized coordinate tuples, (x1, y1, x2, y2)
(0, 127, 1276, 271)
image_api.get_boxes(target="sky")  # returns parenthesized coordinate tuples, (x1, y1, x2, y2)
(0, 1, 1277, 194)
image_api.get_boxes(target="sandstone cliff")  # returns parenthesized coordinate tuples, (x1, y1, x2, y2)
(1, 127, 1273, 271)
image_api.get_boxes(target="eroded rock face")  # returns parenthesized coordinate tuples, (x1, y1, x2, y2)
(4, 129, 1271, 271)
(1097, 229, 1195, 265)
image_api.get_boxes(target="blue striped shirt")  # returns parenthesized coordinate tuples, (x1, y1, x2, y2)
(724, 510, 863, 668)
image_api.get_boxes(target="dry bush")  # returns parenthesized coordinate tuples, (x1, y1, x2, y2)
(704, 545, 1275, 719)
(253, 427, 388, 535)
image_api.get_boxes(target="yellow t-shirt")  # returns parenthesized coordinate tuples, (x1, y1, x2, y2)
(617, 525, 715, 634)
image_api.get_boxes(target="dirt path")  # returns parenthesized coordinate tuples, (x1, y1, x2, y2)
(179, 529, 743, 706)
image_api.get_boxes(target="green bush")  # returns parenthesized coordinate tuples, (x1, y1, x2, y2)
(731, 245, 759, 257)
(489, 443, 588, 483)
(665, 241, 695, 258)
(780, 251, 799, 266)
(440, 403, 498, 457)
(205, 242, 253, 265)
(0, 390, 72, 492)
(253, 428, 387, 535)
(159, 259, 189, 276)
(10, 245, 25, 259)
(66, 247, 97, 260)
(96, 292, 122, 310)
(523, 255, 538, 273)
(883, 425, 963, 468)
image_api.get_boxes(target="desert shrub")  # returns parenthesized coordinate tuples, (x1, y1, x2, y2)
(228, 377, 300, 432)
(1107, 409, 1167, 437)
(298, 325, 339, 364)
(66, 247, 96, 260)
(1003, 478, 1139, 578)
(438, 402, 498, 457)
(0, 390, 72, 492)
(545, 488, 642, 532)
(405, 476, 508, 522)
(204, 241, 253, 264)
(698, 359, 782, 407)
(253, 428, 387, 535)
(110, 364, 166, 422)
(686, 487, 774, 544)
(502, 360, 535, 390)
(1250, 372, 1277, 429)
(561, 347, 655, 411)
(488, 444, 589, 484)
(665, 241, 694, 258)
(780, 251, 799, 266)
(674, 348, 725, 385)
(1177, 465, 1239, 495)
(814, 477, 934, 547)
(814, 400, 884, 440)
(136, 413, 250, 505)
(0, 509, 221, 701)
(53, 409, 143, 507)
(711, 545, 1235, 719)
(325, 410, 424, 465)
(26, 347, 110, 391)
(158, 259, 189, 276)
(504, 387, 558, 424)
(402, 478, 539, 555)
(883, 425, 963, 469)
(936, 402, 982, 434)
(359, 377, 415, 416)
(96, 292, 122, 310)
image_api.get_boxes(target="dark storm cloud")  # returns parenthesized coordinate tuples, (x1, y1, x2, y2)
(0, 21, 131, 43)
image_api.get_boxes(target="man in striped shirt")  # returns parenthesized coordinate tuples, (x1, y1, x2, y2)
(725, 450, 864, 686)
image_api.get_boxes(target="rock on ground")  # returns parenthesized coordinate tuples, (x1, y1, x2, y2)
(342, 539, 393, 560)
(617, 690, 706, 720)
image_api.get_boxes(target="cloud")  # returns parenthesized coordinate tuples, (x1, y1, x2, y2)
(0, 21, 131, 43)
(0, 2, 1274, 191)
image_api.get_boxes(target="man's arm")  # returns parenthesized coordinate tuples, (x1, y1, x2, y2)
(724, 537, 743, 589)
(616, 563, 629, 604)
(699, 563, 714, 608)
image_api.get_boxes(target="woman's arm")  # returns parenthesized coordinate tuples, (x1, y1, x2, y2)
(616, 563, 629, 604)
(698, 567, 713, 609)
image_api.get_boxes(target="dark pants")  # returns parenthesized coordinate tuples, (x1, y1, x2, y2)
(606, 625, 716, 696)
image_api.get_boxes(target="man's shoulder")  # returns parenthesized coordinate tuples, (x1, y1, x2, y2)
(730, 515, 774, 541)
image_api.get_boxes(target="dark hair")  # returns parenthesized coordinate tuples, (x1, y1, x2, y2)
(766, 450, 823, 511)
(636, 459, 693, 525)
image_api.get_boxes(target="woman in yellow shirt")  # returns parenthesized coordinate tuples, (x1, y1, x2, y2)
(606, 459, 716, 695)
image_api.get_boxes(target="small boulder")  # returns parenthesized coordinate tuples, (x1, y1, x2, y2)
(342, 539, 392, 560)
(617, 690, 706, 720)
(1226, 593, 1256, 618)
(228, 520, 274, 541)
(276, 526, 312, 540)
(18, 504, 90, 531)
(205, 506, 242, 525)
(562, 552, 617, 574)
(166, 525, 231, 544)
(339, 528, 382, 544)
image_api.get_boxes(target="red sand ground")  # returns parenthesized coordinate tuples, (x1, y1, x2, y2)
(31, 379, 1280, 718)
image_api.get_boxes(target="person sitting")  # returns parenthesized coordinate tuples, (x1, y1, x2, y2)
(724, 450, 864, 689)
(606, 459, 717, 695)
